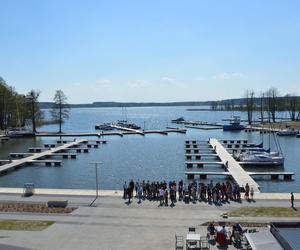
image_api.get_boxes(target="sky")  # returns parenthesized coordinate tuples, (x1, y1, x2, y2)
(1, 0, 300, 103)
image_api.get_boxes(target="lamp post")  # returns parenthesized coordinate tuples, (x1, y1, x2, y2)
(89, 161, 102, 206)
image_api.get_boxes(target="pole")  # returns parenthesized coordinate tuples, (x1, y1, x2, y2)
(89, 161, 102, 206)
(95, 163, 99, 198)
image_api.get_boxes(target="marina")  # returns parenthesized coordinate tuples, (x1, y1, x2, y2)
(0, 107, 299, 192)
(184, 138, 295, 192)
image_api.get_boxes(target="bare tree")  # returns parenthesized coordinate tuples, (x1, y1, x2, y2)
(245, 90, 255, 125)
(259, 92, 265, 124)
(51, 90, 70, 133)
(26, 90, 42, 133)
(284, 94, 299, 121)
(266, 87, 279, 123)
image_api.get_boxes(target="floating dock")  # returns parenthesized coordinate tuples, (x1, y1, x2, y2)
(209, 138, 261, 192)
(184, 138, 293, 192)
(185, 171, 294, 181)
(37, 127, 186, 138)
(172, 120, 224, 127)
(245, 126, 281, 133)
(0, 139, 94, 175)
(109, 124, 145, 135)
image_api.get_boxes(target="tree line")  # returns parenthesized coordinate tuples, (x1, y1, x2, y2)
(0, 77, 70, 133)
(210, 87, 300, 124)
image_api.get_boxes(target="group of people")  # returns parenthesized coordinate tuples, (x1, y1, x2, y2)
(122, 179, 255, 205)
(207, 222, 246, 246)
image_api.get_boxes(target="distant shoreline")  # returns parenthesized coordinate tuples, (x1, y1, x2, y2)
(39, 102, 211, 109)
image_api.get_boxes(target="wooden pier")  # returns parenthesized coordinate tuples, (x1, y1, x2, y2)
(0, 140, 89, 174)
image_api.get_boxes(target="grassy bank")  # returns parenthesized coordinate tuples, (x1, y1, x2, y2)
(0, 220, 54, 231)
(229, 207, 300, 217)
(258, 121, 300, 130)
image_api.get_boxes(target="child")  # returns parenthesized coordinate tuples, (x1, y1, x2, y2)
(250, 187, 254, 200)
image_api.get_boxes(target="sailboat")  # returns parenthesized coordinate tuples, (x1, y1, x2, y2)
(117, 107, 141, 130)
(238, 123, 284, 166)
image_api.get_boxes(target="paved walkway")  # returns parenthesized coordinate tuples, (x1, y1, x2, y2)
(0, 188, 299, 200)
(0, 195, 299, 250)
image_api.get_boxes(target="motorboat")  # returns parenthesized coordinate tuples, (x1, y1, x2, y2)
(277, 127, 298, 136)
(238, 151, 284, 166)
(171, 117, 185, 123)
(7, 129, 34, 138)
(95, 123, 113, 130)
(223, 116, 245, 131)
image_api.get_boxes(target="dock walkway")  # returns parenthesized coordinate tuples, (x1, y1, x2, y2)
(109, 124, 145, 135)
(0, 140, 87, 174)
(209, 138, 261, 192)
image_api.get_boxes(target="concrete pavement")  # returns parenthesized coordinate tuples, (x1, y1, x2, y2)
(0, 195, 299, 250)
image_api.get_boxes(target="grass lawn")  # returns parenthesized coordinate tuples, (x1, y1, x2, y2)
(0, 220, 55, 231)
(229, 207, 300, 217)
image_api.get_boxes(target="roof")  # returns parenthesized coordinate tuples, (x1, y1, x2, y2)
(271, 222, 300, 250)
(245, 230, 283, 250)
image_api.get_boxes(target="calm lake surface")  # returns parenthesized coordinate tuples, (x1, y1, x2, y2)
(0, 106, 299, 193)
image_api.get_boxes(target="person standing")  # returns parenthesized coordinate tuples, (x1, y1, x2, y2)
(250, 187, 254, 200)
(164, 189, 169, 206)
(129, 179, 135, 198)
(159, 187, 164, 206)
(123, 181, 127, 199)
(291, 192, 294, 208)
(127, 187, 132, 204)
(245, 183, 250, 200)
(138, 184, 143, 204)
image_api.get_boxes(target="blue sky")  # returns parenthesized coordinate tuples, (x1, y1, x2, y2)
(1, 0, 300, 103)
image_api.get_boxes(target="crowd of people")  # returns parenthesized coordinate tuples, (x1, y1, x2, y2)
(122, 179, 255, 205)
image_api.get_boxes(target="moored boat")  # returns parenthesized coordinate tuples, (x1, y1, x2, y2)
(95, 123, 113, 130)
(277, 127, 298, 136)
(237, 151, 284, 166)
(223, 116, 245, 131)
(171, 117, 185, 123)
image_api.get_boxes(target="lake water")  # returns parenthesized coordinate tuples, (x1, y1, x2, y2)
(0, 106, 299, 193)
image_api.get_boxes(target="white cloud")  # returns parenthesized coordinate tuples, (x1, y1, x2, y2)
(161, 76, 175, 84)
(95, 79, 111, 87)
(213, 72, 244, 80)
(127, 80, 151, 88)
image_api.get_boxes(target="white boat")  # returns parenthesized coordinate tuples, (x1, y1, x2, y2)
(238, 151, 284, 166)
(7, 129, 34, 138)
(95, 123, 113, 130)
(277, 127, 298, 136)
